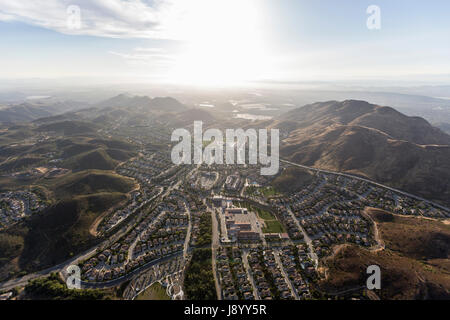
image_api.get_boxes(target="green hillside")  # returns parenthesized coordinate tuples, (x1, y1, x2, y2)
(0, 156, 46, 172)
(271, 167, 315, 194)
(50, 170, 135, 198)
(62, 149, 118, 171)
(35, 121, 97, 136)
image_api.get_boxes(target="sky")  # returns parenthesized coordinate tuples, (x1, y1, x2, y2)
(0, 0, 450, 86)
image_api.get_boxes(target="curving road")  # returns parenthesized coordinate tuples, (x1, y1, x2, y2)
(0, 168, 196, 292)
(281, 159, 449, 212)
(1, 159, 446, 292)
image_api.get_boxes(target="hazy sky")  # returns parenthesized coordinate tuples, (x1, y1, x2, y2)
(1, 0, 449, 86)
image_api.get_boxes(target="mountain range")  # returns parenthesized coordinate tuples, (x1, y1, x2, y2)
(0, 100, 88, 123)
(0, 94, 188, 124)
(96, 94, 187, 112)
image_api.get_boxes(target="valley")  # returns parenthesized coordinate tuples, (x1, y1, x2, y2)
(0, 95, 449, 300)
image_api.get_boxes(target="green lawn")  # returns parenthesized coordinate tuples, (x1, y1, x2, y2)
(246, 186, 281, 198)
(262, 220, 286, 234)
(136, 282, 170, 300)
(260, 186, 280, 197)
(255, 207, 275, 221)
(239, 202, 285, 234)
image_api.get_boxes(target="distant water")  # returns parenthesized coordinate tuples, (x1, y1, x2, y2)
(26, 96, 51, 100)
(234, 113, 273, 121)
(199, 103, 215, 108)
(241, 103, 279, 111)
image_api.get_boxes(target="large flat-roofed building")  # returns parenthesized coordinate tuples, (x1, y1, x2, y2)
(235, 223, 251, 231)
(264, 233, 281, 241)
(224, 206, 261, 242)
(237, 231, 260, 240)
(225, 208, 248, 215)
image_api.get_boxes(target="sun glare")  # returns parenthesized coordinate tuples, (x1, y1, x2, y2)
(165, 0, 269, 86)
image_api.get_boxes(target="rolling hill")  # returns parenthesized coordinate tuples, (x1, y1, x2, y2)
(0, 104, 53, 123)
(35, 120, 97, 136)
(0, 100, 88, 124)
(0, 171, 136, 278)
(156, 108, 216, 127)
(271, 166, 315, 194)
(97, 94, 187, 112)
(61, 149, 119, 171)
(0, 117, 138, 278)
(0, 124, 137, 174)
(51, 170, 136, 198)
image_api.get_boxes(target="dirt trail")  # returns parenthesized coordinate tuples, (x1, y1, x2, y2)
(361, 208, 385, 252)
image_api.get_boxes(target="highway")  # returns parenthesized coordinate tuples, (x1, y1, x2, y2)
(80, 251, 185, 289)
(281, 159, 450, 212)
(0, 169, 192, 292)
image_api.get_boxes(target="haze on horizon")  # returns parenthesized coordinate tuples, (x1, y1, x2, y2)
(0, 0, 450, 87)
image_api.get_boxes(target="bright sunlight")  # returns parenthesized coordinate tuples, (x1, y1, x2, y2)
(164, 0, 270, 86)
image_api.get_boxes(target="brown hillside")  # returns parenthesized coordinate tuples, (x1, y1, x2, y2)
(320, 208, 450, 299)
(278, 100, 450, 205)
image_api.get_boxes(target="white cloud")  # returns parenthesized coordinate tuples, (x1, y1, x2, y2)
(134, 47, 165, 53)
(0, 0, 272, 85)
(0, 0, 180, 39)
